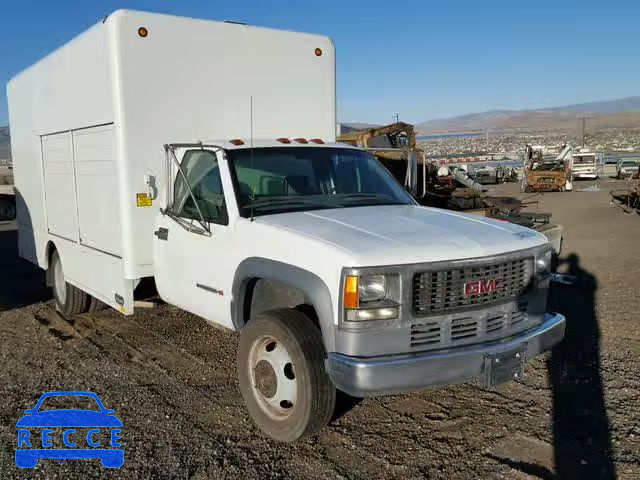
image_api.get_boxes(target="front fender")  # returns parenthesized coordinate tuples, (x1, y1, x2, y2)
(231, 257, 336, 352)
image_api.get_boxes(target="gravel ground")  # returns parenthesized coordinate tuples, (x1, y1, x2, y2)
(0, 179, 639, 479)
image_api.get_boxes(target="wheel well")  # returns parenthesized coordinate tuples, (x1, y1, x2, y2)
(241, 278, 320, 330)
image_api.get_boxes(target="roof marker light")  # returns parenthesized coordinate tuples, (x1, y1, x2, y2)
(229, 139, 244, 145)
(293, 138, 308, 144)
(276, 138, 291, 144)
(138, 27, 149, 38)
(309, 138, 324, 144)
(315, 48, 322, 56)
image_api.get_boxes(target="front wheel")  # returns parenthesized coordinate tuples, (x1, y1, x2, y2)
(238, 308, 336, 442)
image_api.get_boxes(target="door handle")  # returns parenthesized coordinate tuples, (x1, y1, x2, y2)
(154, 227, 168, 241)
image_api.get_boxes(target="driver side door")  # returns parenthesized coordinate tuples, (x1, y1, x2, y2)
(153, 147, 236, 328)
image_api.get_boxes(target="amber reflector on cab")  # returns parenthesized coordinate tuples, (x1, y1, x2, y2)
(138, 27, 149, 38)
(229, 139, 244, 145)
(276, 138, 291, 143)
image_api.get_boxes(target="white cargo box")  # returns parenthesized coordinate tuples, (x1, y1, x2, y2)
(8, 10, 335, 311)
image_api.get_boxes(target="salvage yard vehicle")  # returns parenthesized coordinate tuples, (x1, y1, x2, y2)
(616, 159, 639, 179)
(336, 122, 420, 194)
(8, 10, 565, 442)
(471, 165, 498, 185)
(522, 144, 573, 193)
(0, 166, 16, 220)
(571, 148, 600, 180)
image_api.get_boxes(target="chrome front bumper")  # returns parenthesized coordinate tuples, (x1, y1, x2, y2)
(326, 312, 565, 397)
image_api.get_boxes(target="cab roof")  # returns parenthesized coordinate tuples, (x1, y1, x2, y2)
(171, 140, 361, 151)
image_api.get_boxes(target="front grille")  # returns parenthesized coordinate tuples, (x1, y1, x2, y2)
(451, 317, 479, 340)
(410, 320, 441, 347)
(410, 300, 533, 350)
(412, 257, 533, 317)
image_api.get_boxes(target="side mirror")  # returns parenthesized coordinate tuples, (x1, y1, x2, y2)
(24, 409, 35, 414)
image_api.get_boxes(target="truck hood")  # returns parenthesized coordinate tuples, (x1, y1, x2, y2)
(255, 205, 548, 265)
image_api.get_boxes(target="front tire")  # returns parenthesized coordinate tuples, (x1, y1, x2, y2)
(50, 250, 90, 315)
(238, 308, 336, 442)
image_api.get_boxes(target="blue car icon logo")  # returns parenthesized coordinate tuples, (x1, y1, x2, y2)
(15, 391, 123, 468)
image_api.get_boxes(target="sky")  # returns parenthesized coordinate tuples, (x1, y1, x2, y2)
(1, 0, 639, 126)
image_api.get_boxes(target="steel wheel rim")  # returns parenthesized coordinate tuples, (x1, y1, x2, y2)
(248, 335, 298, 420)
(53, 255, 66, 305)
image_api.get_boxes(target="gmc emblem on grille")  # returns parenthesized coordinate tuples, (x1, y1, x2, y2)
(464, 279, 502, 296)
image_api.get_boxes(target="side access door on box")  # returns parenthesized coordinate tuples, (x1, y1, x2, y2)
(40, 125, 135, 312)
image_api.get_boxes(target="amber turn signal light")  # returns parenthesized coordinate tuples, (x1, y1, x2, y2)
(344, 276, 359, 309)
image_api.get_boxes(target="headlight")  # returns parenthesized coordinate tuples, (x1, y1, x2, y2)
(343, 272, 400, 322)
(536, 249, 552, 276)
(358, 274, 386, 303)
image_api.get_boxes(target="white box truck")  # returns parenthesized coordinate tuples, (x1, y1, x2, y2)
(8, 10, 565, 441)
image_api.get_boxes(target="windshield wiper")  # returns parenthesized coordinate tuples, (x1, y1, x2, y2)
(239, 194, 406, 216)
(240, 197, 328, 211)
(330, 193, 406, 205)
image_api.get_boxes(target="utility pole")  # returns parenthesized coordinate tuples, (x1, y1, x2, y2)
(579, 115, 592, 148)
(485, 129, 490, 164)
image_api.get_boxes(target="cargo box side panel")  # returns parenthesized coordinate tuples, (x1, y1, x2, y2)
(7, 21, 116, 269)
(41, 132, 79, 242)
(73, 124, 122, 257)
(108, 10, 335, 277)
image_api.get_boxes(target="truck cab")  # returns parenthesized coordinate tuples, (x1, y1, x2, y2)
(151, 138, 565, 441)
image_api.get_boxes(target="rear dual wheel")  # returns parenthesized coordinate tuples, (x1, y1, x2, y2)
(50, 250, 104, 315)
(238, 308, 336, 442)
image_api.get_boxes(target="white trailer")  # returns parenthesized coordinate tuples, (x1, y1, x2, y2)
(9, 10, 564, 442)
(572, 149, 600, 180)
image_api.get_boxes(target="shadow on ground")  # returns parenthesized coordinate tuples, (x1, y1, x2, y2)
(0, 227, 51, 311)
(546, 253, 616, 480)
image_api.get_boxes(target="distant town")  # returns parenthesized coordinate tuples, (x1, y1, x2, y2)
(419, 128, 640, 162)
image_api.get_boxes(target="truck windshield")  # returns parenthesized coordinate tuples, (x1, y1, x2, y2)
(226, 147, 414, 217)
